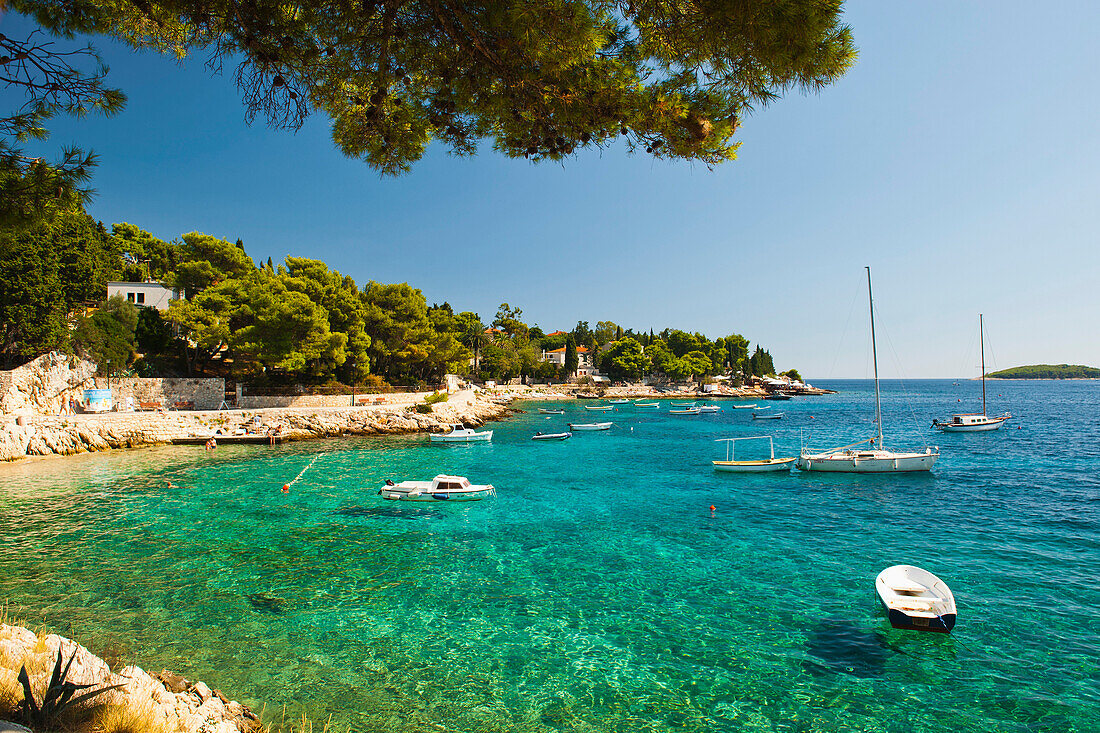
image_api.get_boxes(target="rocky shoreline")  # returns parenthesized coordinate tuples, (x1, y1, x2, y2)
(0, 623, 260, 733)
(0, 389, 512, 463)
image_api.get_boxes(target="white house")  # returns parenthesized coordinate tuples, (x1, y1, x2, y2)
(542, 345, 596, 377)
(106, 281, 181, 311)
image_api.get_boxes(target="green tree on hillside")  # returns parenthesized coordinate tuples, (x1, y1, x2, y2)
(72, 295, 139, 373)
(173, 232, 255, 296)
(111, 223, 182, 281)
(361, 281, 435, 382)
(455, 311, 485, 373)
(283, 257, 371, 382)
(0, 230, 67, 366)
(600, 337, 648, 381)
(564, 336, 579, 378)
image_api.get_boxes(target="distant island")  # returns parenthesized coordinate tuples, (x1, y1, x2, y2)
(986, 364, 1100, 379)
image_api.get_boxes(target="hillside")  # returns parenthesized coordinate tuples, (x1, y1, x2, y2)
(985, 364, 1100, 379)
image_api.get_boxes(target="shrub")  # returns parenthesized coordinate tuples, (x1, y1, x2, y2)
(424, 391, 448, 405)
(414, 404, 433, 414)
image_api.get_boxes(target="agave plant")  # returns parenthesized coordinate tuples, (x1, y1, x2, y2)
(17, 648, 124, 730)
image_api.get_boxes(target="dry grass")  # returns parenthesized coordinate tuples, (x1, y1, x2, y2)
(264, 706, 350, 733)
(89, 690, 169, 733)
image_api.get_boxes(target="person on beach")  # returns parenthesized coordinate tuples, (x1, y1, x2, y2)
(205, 437, 217, 451)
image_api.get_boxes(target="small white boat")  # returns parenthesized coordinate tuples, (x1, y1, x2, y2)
(696, 405, 721, 413)
(671, 401, 697, 407)
(669, 408, 702, 415)
(379, 475, 495, 501)
(732, 404, 757, 409)
(532, 431, 572, 441)
(568, 422, 613, 431)
(584, 405, 615, 411)
(753, 412, 783, 420)
(713, 436, 796, 472)
(633, 402, 660, 408)
(875, 565, 956, 633)
(428, 424, 493, 443)
(609, 399, 629, 404)
(538, 408, 565, 414)
(754, 405, 772, 410)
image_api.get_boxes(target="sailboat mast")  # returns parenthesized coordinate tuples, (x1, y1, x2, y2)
(980, 313, 986, 415)
(866, 267, 884, 450)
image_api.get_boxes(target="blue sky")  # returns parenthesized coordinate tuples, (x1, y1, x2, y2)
(4, 1, 1099, 378)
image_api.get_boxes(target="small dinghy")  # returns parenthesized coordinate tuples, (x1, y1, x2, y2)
(538, 408, 565, 414)
(669, 407, 702, 415)
(876, 565, 956, 633)
(753, 412, 783, 420)
(732, 403, 757, 409)
(633, 402, 659, 408)
(569, 422, 613, 431)
(609, 399, 629, 404)
(532, 431, 572, 441)
(379, 475, 495, 501)
(696, 405, 721, 413)
(585, 405, 615, 411)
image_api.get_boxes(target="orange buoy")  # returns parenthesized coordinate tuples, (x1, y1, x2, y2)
(281, 484, 289, 493)
(709, 505, 716, 512)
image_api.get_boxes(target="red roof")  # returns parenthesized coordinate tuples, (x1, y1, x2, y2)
(546, 345, 589, 354)
(546, 330, 567, 337)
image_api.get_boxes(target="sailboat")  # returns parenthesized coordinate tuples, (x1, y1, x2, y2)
(932, 315, 1011, 432)
(796, 268, 938, 473)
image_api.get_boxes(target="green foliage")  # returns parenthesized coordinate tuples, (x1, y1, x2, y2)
(985, 364, 1100, 379)
(17, 649, 124, 730)
(599, 337, 648, 381)
(0, 225, 68, 366)
(72, 295, 139, 373)
(747, 346, 776, 377)
(111, 222, 182, 281)
(414, 403, 433, 414)
(424, 390, 449, 404)
(135, 306, 173, 354)
(493, 303, 528, 339)
(362, 281, 434, 382)
(284, 257, 371, 382)
(173, 232, 256, 296)
(564, 337, 579, 377)
(781, 368, 802, 382)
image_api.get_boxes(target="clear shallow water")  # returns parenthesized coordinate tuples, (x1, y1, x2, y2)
(2, 380, 1098, 732)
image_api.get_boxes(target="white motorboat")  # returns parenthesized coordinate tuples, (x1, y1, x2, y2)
(633, 402, 659, 408)
(754, 405, 772, 410)
(696, 405, 721, 413)
(428, 424, 493, 443)
(798, 268, 938, 473)
(585, 405, 615, 411)
(569, 422, 613, 431)
(934, 315, 1011, 432)
(538, 408, 565, 414)
(713, 436, 796, 472)
(671, 401, 697, 407)
(532, 431, 572, 441)
(875, 565, 956, 633)
(753, 412, 783, 420)
(379, 475, 495, 501)
(669, 408, 701, 415)
(732, 404, 757, 409)
(609, 399, 629, 404)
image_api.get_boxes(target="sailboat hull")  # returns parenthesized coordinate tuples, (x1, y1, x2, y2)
(936, 418, 1007, 432)
(796, 451, 938, 473)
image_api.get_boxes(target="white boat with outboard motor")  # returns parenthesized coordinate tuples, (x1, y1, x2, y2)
(568, 422, 613, 431)
(713, 436, 796, 472)
(538, 408, 565, 414)
(875, 565, 956, 633)
(428, 424, 493, 443)
(634, 402, 659, 408)
(379, 475, 495, 501)
(585, 405, 615, 411)
(933, 314, 1011, 432)
(669, 407, 702, 415)
(753, 412, 783, 420)
(797, 268, 938, 473)
(732, 403, 757, 409)
(532, 431, 572, 441)
(696, 404, 721, 413)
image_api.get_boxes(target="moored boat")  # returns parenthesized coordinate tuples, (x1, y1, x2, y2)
(696, 405, 721, 413)
(538, 408, 565, 414)
(379, 475, 495, 501)
(875, 565, 956, 633)
(764, 393, 792, 401)
(934, 314, 1011, 432)
(585, 405, 614, 411)
(532, 431, 572, 441)
(712, 436, 796, 472)
(752, 412, 783, 420)
(633, 402, 659, 408)
(732, 404, 757, 409)
(428, 424, 493, 443)
(568, 422, 613, 431)
(671, 401, 697, 407)
(669, 407, 701, 415)
(609, 399, 629, 404)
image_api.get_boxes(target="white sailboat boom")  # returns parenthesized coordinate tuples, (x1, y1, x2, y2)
(866, 267, 884, 450)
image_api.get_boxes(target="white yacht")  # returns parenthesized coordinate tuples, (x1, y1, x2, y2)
(933, 315, 1011, 432)
(428, 424, 493, 443)
(379, 475, 495, 501)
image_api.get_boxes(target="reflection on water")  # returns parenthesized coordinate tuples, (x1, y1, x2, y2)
(1, 381, 1099, 731)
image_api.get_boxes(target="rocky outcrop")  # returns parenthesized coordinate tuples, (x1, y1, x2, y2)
(0, 623, 260, 733)
(0, 390, 512, 462)
(0, 352, 96, 416)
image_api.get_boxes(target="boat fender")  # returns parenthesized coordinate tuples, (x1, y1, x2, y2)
(432, 493, 450, 500)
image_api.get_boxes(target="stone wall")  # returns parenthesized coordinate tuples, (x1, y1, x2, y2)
(238, 390, 438, 409)
(0, 352, 97, 416)
(95, 377, 225, 411)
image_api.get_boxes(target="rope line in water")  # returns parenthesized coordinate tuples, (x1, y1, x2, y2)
(287, 452, 327, 487)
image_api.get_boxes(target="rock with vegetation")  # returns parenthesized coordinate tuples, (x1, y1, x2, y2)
(985, 364, 1100, 379)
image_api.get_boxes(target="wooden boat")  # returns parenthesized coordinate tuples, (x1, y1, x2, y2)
(752, 412, 783, 420)
(934, 315, 1011, 432)
(875, 565, 956, 633)
(633, 402, 659, 408)
(797, 268, 938, 473)
(669, 408, 701, 415)
(532, 431, 572, 441)
(568, 422, 613, 431)
(538, 408, 565, 414)
(428, 424, 493, 443)
(713, 436, 796, 472)
(379, 474, 495, 501)
(732, 403, 757, 409)
(584, 405, 614, 411)
(696, 405, 721, 413)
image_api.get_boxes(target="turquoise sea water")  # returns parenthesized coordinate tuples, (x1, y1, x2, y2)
(2, 380, 1098, 732)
